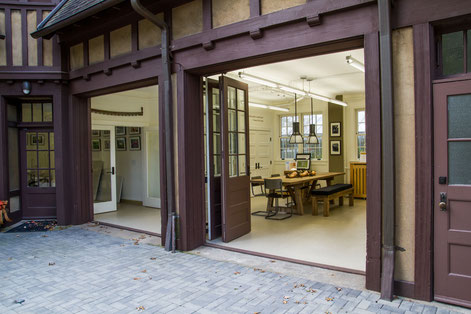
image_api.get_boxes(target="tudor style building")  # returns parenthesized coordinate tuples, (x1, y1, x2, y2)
(1, 0, 471, 308)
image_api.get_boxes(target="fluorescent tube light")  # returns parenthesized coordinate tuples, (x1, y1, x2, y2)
(268, 106, 289, 112)
(279, 85, 306, 95)
(239, 72, 277, 88)
(346, 56, 365, 72)
(308, 93, 331, 103)
(329, 99, 348, 107)
(249, 102, 268, 109)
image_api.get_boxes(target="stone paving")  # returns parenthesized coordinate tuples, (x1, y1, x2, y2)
(0, 226, 468, 314)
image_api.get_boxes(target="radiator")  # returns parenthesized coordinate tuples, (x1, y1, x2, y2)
(350, 162, 367, 199)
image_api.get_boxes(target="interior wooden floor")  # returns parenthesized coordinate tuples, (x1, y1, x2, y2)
(94, 203, 161, 234)
(208, 195, 366, 272)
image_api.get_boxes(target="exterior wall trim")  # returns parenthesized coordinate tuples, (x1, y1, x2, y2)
(412, 23, 434, 302)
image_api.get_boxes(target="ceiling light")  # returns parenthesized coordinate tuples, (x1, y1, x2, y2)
(239, 72, 277, 88)
(346, 56, 365, 72)
(329, 99, 348, 107)
(289, 94, 304, 144)
(268, 106, 289, 112)
(307, 97, 319, 144)
(279, 85, 306, 95)
(249, 102, 268, 109)
(308, 93, 331, 103)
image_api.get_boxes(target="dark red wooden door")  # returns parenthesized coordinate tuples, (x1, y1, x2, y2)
(207, 80, 222, 240)
(220, 76, 251, 242)
(433, 79, 471, 307)
(20, 129, 56, 218)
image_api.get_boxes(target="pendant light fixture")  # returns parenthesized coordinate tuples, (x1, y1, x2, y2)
(307, 97, 319, 144)
(289, 94, 304, 144)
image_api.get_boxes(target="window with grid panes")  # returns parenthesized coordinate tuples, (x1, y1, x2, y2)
(357, 110, 366, 158)
(302, 114, 323, 160)
(21, 102, 55, 188)
(280, 116, 298, 160)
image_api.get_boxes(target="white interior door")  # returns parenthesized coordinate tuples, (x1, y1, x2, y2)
(92, 125, 117, 214)
(250, 130, 272, 178)
(142, 128, 161, 208)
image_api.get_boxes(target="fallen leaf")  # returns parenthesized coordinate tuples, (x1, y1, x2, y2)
(295, 301, 300, 304)
(234, 272, 240, 275)
(326, 312, 332, 314)
(14, 299, 25, 304)
(303, 301, 308, 304)
(325, 297, 334, 302)
(141, 270, 147, 273)
(133, 278, 140, 281)
(336, 287, 342, 291)
(283, 296, 290, 299)
(136, 305, 145, 311)
(48, 262, 55, 266)
(134, 242, 139, 245)
(282, 300, 288, 304)
(299, 284, 305, 287)
(150, 257, 157, 260)
(306, 289, 317, 293)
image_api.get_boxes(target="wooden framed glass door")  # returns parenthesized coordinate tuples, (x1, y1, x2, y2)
(92, 125, 117, 214)
(220, 76, 251, 242)
(433, 79, 471, 307)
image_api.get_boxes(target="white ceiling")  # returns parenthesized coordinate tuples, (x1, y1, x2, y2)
(227, 48, 365, 106)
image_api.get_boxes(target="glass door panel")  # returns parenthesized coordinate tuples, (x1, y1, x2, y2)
(92, 125, 117, 214)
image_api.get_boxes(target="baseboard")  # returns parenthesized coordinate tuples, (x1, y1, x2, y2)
(394, 280, 415, 299)
(120, 199, 143, 206)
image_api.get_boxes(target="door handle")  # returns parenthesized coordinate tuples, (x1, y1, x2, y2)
(107, 167, 115, 175)
(439, 192, 447, 211)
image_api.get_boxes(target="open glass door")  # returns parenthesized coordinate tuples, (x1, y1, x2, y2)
(143, 128, 161, 208)
(220, 76, 251, 242)
(92, 125, 117, 214)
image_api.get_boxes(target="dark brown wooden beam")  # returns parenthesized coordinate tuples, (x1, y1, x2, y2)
(364, 31, 382, 292)
(202, 0, 212, 31)
(250, 0, 261, 18)
(413, 22, 434, 302)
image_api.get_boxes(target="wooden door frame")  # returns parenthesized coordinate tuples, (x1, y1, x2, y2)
(184, 35, 383, 292)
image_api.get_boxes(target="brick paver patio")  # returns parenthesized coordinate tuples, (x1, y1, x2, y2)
(0, 226, 466, 314)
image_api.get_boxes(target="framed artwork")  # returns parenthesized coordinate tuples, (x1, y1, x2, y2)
(116, 137, 126, 151)
(104, 139, 110, 151)
(129, 127, 141, 135)
(129, 136, 141, 151)
(91, 139, 101, 151)
(115, 126, 126, 136)
(330, 140, 341, 155)
(92, 130, 101, 137)
(330, 122, 341, 137)
(102, 130, 110, 138)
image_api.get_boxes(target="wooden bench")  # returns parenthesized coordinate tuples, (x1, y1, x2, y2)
(311, 184, 354, 217)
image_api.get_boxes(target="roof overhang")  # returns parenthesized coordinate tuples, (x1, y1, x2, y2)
(31, 0, 127, 39)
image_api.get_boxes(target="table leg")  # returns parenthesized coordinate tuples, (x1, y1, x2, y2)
(294, 186, 304, 215)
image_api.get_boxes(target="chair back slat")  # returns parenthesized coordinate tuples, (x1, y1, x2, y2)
(264, 178, 283, 191)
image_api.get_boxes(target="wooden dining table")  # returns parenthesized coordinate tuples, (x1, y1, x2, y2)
(251, 172, 345, 215)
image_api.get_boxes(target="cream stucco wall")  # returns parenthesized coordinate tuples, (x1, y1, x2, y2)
(172, 0, 203, 40)
(11, 10, 22, 66)
(42, 11, 53, 67)
(392, 27, 416, 283)
(110, 25, 132, 58)
(89, 35, 104, 65)
(138, 13, 163, 50)
(69, 43, 84, 70)
(261, 0, 306, 15)
(27, 10, 38, 66)
(212, 0, 250, 28)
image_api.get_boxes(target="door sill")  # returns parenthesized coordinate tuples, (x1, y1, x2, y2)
(204, 241, 365, 275)
(93, 220, 161, 238)
(434, 295, 471, 309)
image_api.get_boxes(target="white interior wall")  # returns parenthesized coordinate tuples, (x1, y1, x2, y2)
(250, 94, 365, 183)
(91, 86, 160, 204)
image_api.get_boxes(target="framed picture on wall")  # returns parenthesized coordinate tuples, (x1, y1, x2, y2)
(330, 140, 341, 155)
(330, 122, 341, 137)
(92, 130, 101, 137)
(91, 139, 101, 151)
(116, 137, 126, 151)
(104, 139, 110, 151)
(115, 126, 126, 136)
(102, 130, 110, 138)
(129, 136, 141, 151)
(129, 127, 141, 135)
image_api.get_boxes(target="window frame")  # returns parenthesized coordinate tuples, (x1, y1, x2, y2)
(356, 109, 366, 159)
(435, 26, 471, 79)
(302, 113, 323, 160)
